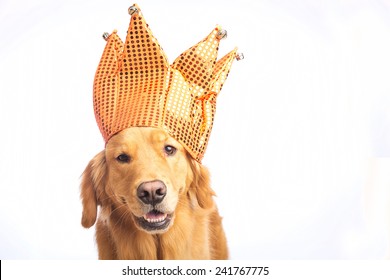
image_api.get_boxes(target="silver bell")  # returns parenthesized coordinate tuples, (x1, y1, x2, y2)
(235, 53, 244, 61)
(128, 6, 139, 16)
(216, 29, 228, 40)
(102, 32, 110, 41)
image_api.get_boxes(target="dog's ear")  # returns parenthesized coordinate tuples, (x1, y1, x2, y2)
(80, 150, 106, 228)
(189, 159, 216, 210)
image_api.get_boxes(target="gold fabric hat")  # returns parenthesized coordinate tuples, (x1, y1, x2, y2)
(93, 4, 242, 162)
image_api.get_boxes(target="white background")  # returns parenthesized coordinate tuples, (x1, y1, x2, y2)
(0, 0, 389, 259)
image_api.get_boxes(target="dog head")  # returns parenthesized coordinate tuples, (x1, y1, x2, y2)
(80, 127, 214, 234)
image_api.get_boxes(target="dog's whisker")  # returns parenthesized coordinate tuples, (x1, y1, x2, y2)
(110, 204, 128, 218)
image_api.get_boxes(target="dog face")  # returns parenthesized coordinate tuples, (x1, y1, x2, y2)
(105, 127, 193, 233)
(81, 127, 196, 234)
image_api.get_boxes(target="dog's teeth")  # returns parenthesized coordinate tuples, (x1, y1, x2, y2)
(143, 213, 168, 223)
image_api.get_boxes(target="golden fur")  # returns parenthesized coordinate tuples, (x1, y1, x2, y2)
(80, 127, 228, 259)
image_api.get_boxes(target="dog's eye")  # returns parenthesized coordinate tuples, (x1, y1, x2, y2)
(164, 145, 177, 156)
(116, 153, 130, 163)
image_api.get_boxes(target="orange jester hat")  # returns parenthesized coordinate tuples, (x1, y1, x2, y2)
(93, 4, 243, 162)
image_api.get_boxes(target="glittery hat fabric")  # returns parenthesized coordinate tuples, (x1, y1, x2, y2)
(93, 4, 238, 162)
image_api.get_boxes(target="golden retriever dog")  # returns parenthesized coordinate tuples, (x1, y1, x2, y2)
(80, 127, 228, 259)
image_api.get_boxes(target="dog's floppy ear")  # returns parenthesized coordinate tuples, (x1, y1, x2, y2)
(80, 151, 106, 228)
(189, 159, 216, 210)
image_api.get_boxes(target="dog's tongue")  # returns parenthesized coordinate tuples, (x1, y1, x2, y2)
(144, 210, 167, 223)
(146, 211, 163, 219)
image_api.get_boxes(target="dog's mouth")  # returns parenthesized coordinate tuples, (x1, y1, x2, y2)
(135, 209, 173, 232)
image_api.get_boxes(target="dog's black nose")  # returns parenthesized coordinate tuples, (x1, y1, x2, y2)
(137, 180, 167, 205)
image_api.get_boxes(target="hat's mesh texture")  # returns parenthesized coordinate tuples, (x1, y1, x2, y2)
(93, 4, 237, 162)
